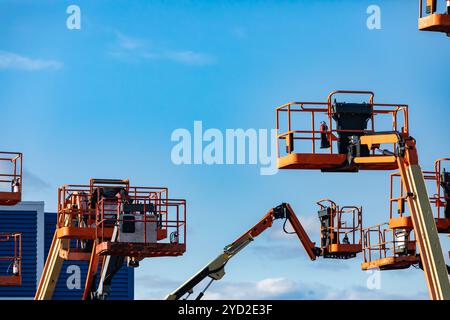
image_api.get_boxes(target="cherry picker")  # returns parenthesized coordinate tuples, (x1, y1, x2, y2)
(35, 178, 187, 300)
(0, 151, 22, 206)
(166, 200, 362, 300)
(276, 90, 450, 299)
(0, 151, 23, 287)
(419, 0, 450, 36)
(362, 158, 450, 272)
(0, 233, 22, 286)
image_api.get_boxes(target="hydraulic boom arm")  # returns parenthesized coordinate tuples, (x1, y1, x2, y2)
(165, 203, 318, 300)
(356, 133, 450, 300)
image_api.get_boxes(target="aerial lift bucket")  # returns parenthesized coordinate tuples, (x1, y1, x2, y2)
(389, 158, 450, 233)
(361, 223, 420, 271)
(316, 199, 363, 259)
(36, 178, 187, 300)
(0, 233, 22, 286)
(418, 0, 450, 36)
(0, 152, 22, 206)
(276, 90, 408, 172)
(276, 90, 450, 299)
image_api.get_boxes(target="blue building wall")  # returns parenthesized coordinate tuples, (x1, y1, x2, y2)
(44, 212, 134, 300)
(0, 207, 38, 298)
(0, 202, 134, 299)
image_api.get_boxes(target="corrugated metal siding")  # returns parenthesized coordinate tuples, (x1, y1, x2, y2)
(44, 213, 134, 300)
(0, 210, 37, 297)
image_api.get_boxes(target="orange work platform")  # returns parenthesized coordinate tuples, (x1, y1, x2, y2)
(55, 178, 187, 259)
(278, 154, 398, 171)
(316, 199, 363, 259)
(37, 178, 187, 300)
(362, 256, 421, 271)
(276, 90, 409, 172)
(418, 0, 450, 35)
(390, 158, 450, 233)
(361, 223, 419, 271)
(96, 242, 186, 258)
(0, 233, 22, 286)
(0, 152, 22, 206)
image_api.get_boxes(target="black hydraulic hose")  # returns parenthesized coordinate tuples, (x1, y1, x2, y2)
(282, 217, 296, 234)
(170, 266, 216, 300)
(195, 292, 204, 300)
(195, 278, 215, 300)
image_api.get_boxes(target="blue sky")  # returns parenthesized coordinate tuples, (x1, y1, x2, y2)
(0, 0, 449, 299)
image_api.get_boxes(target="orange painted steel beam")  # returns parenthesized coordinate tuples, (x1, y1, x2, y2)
(95, 242, 186, 258)
(57, 227, 113, 240)
(0, 192, 21, 206)
(362, 256, 421, 271)
(0, 276, 21, 286)
(395, 140, 450, 300)
(59, 248, 91, 261)
(389, 216, 414, 229)
(284, 203, 318, 260)
(35, 231, 69, 299)
(82, 245, 100, 300)
(328, 244, 362, 254)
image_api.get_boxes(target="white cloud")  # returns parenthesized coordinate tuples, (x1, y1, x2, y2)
(133, 272, 427, 300)
(109, 32, 215, 66)
(201, 277, 318, 300)
(0, 51, 63, 71)
(202, 277, 427, 300)
(201, 277, 309, 300)
(116, 32, 146, 50)
(165, 50, 215, 66)
(255, 277, 297, 295)
(134, 274, 181, 300)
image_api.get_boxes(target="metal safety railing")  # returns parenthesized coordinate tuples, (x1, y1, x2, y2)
(95, 197, 186, 246)
(433, 158, 450, 219)
(316, 199, 363, 249)
(57, 181, 168, 229)
(390, 158, 450, 220)
(0, 233, 22, 281)
(362, 223, 416, 264)
(419, 0, 449, 18)
(0, 152, 22, 204)
(275, 90, 409, 158)
(55, 179, 186, 249)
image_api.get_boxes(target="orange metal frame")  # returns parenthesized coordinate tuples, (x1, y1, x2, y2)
(275, 90, 448, 299)
(0, 151, 22, 206)
(418, 0, 450, 35)
(231, 203, 318, 260)
(389, 158, 450, 232)
(361, 223, 419, 271)
(433, 158, 450, 224)
(56, 179, 186, 260)
(316, 199, 363, 258)
(276, 90, 409, 171)
(235, 200, 363, 260)
(0, 233, 22, 286)
(362, 158, 449, 272)
(95, 197, 187, 258)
